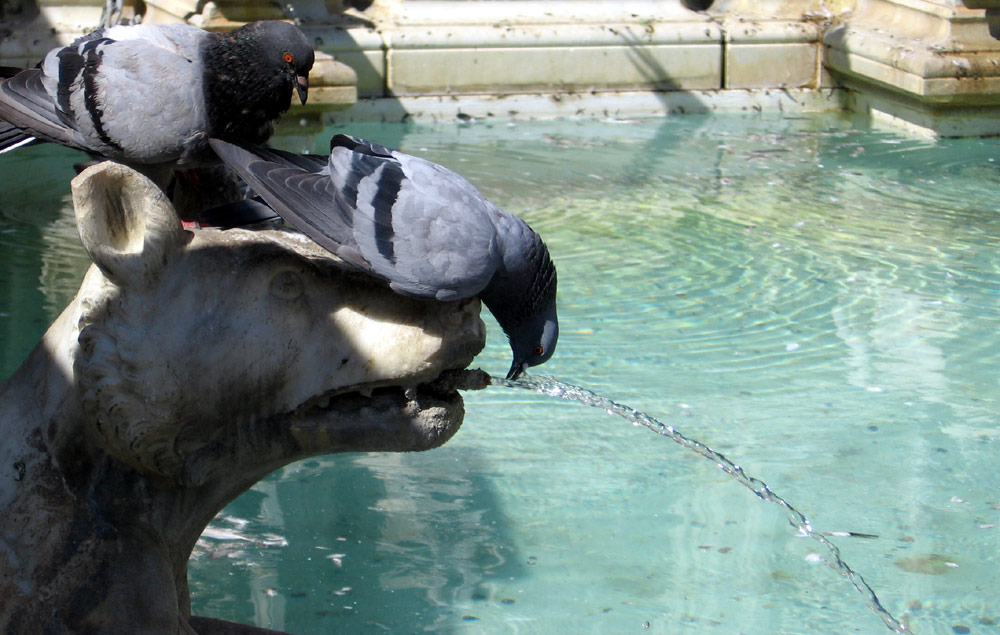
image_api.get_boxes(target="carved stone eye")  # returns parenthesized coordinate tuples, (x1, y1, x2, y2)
(269, 269, 304, 300)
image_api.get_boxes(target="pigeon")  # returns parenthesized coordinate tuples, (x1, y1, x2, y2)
(209, 134, 559, 380)
(0, 20, 314, 177)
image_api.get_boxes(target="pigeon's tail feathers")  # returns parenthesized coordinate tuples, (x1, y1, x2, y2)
(209, 138, 361, 263)
(0, 69, 79, 150)
(0, 122, 36, 153)
(0, 60, 44, 153)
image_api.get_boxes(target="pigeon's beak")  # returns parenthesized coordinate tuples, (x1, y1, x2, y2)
(296, 74, 309, 105)
(506, 359, 527, 382)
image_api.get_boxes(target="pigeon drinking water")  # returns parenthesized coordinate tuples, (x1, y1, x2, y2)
(210, 135, 559, 380)
(0, 20, 314, 175)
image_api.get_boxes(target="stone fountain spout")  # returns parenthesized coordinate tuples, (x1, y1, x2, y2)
(0, 162, 487, 634)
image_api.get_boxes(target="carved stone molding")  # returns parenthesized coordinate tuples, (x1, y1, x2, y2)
(824, 0, 1000, 134)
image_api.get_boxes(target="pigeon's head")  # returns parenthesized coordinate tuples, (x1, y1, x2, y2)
(496, 236, 559, 381)
(247, 21, 315, 105)
(506, 297, 559, 381)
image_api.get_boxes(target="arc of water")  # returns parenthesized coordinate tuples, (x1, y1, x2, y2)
(494, 374, 907, 633)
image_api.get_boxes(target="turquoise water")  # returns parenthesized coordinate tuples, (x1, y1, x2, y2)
(2, 113, 999, 633)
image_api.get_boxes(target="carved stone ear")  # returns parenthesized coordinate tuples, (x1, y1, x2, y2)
(71, 162, 185, 289)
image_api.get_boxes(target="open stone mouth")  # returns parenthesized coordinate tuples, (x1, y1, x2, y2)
(295, 368, 491, 419)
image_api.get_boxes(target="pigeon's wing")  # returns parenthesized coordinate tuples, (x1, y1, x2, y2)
(212, 136, 501, 301)
(221, 143, 329, 172)
(209, 138, 362, 267)
(0, 28, 120, 153)
(0, 67, 82, 151)
(0, 24, 209, 161)
(58, 26, 209, 163)
(326, 135, 501, 300)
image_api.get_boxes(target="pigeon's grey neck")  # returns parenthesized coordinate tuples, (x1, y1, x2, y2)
(201, 27, 292, 146)
(481, 220, 557, 333)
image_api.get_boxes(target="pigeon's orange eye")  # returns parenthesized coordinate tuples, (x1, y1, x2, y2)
(283, 52, 294, 64)
(533, 345, 544, 356)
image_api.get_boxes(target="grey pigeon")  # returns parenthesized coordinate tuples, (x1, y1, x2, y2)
(0, 20, 314, 177)
(209, 134, 559, 380)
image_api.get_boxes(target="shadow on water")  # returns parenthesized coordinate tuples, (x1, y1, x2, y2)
(191, 449, 525, 632)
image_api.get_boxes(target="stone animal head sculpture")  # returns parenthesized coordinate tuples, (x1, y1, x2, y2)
(0, 162, 486, 634)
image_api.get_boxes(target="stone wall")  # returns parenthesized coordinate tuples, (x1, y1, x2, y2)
(4, 0, 1000, 134)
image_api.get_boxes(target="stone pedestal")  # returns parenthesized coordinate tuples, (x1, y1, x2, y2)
(824, 0, 1000, 135)
(346, 0, 842, 108)
(143, 0, 345, 24)
(8, 0, 1000, 133)
(382, 1, 722, 97)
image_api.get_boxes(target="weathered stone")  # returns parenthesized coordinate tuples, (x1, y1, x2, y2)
(824, 0, 1000, 135)
(0, 162, 485, 633)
